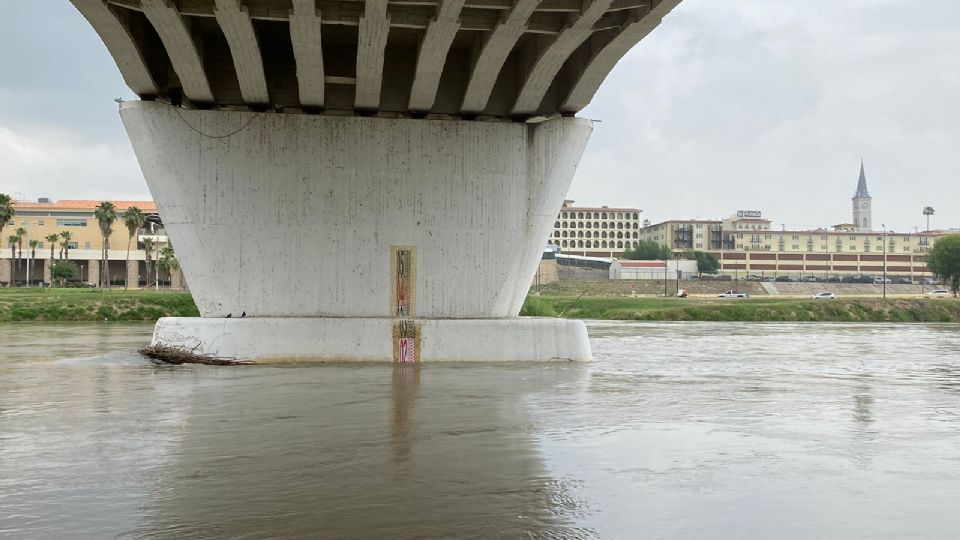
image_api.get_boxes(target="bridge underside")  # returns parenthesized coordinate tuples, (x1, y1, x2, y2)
(73, 0, 679, 117)
(73, 0, 680, 361)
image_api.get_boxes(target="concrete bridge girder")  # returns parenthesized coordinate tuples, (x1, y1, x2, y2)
(72, 0, 680, 116)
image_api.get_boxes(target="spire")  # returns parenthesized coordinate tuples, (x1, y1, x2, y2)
(854, 160, 870, 198)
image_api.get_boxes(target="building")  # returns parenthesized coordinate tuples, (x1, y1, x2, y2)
(550, 200, 642, 257)
(1, 199, 179, 288)
(638, 166, 954, 280)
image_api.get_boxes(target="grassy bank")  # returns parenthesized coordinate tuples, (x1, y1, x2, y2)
(522, 295, 960, 323)
(0, 288, 198, 322)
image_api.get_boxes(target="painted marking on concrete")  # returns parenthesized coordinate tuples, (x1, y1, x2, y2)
(393, 319, 421, 364)
(391, 246, 416, 317)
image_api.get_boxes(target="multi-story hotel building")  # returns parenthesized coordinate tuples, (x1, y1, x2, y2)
(1, 199, 178, 287)
(549, 200, 642, 257)
(639, 165, 954, 279)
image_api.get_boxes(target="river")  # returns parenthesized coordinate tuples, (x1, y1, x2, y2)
(1, 321, 959, 539)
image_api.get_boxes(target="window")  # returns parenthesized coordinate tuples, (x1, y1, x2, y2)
(554, 221, 560, 228)
(56, 219, 86, 227)
(792, 235, 799, 241)
(68, 242, 78, 249)
(37, 242, 44, 249)
(38, 221, 45, 226)
(84, 242, 91, 249)
(751, 234, 761, 243)
(561, 240, 568, 247)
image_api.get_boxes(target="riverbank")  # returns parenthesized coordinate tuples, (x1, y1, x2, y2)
(522, 295, 960, 322)
(0, 289, 198, 322)
(2, 288, 957, 324)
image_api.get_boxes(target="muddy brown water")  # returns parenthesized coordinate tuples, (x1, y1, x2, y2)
(2, 321, 960, 539)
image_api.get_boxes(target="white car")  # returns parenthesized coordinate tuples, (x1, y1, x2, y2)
(718, 290, 749, 298)
(924, 289, 951, 298)
(812, 292, 837, 300)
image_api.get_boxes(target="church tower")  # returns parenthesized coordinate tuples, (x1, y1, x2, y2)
(852, 161, 872, 231)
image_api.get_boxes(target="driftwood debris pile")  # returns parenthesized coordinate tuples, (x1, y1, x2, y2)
(140, 344, 250, 366)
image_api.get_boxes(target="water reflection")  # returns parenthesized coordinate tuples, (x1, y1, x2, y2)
(119, 363, 592, 539)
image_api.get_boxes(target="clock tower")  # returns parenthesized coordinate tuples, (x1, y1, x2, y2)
(852, 161, 872, 232)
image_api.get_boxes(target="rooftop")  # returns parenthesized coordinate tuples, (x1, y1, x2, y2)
(12, 199, 158, 212)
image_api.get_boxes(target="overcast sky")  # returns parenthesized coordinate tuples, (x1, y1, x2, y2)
(1, 0, 958, 233)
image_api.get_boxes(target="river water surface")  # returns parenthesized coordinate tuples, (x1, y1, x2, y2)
(2, 321, 960, 539)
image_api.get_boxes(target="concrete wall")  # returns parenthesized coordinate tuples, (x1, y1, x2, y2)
(122, 101, 591, 318)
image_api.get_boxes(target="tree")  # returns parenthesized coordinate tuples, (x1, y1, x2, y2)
(52, 261, 79, 286)
(0, 193, 13, 249)
(121, 207, 146, 289)
(622, 239, 671, 260)
(7, 235, 19, 285)
(28, 239, 38, 285)
(142, 237, 155, 287)
(14, 227, 26, 283)
(684, 250, 720, 275)
(94, 201, 117, 288)
(59, 230, 72, 260)
(45, 234, 59, 274)
(927, 234, 960, 297)
(158, 245, 180, 287)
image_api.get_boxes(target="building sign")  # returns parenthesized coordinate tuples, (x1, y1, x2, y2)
(737, 210, 762, 219)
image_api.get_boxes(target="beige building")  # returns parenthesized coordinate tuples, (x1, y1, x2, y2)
(640, 210, 951, 280)
(638, 166, 953, 279)
(1, 199, 179, 287)
(550, 200, 642, 257)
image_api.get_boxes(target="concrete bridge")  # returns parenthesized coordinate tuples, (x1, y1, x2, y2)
(71, 0, 680, 362)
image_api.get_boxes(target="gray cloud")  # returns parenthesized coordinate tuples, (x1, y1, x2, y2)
(1, 0, 957, 233)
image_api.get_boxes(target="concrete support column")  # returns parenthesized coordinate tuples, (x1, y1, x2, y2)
(122, 101, 593, 362)
(126, 259, 139, 289)
(0, 258, 10, 286)
(87, 259, 100, 288)
(43, 259, 52, 286)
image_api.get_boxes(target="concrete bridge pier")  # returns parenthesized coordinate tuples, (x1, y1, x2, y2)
(122, 102, 592, 362)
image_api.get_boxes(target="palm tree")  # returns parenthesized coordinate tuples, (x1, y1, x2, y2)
(121, 207, 145, 289)
(28, 239, 38, 286)
(59, 230, 72, 260)
(0, 193, 13, 248)
(14, 227, 26, 284)
(45, 234, 59, 283)
(158, 245, 179, 288)
(94, 201, 117, 288)
(142, 237, 155, 288)
(7, 234, 18, 285)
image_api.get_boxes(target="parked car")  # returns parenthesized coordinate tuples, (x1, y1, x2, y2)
(812, 292, 837, 300)
(745, 274, 763, 281)
(921, 278, 938, 285)
(841, 276, 857, 283)
(718, 290, 750, 298)
(775, 276, 792, 282)
(856, 276, 875, 284)
(924, 289, 951, 298)
(873, 277, 892, 284)
(895, 277, 912, 284)
(761, 276, 776, 282)
(826, 277, 842, 283)
(802, 276, 820, 282)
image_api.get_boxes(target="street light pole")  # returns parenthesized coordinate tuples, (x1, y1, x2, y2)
(882, 224, 887, 299)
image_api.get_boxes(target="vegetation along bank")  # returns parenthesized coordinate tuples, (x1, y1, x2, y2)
(0, 289, 198, 322)
(522, 295, 960, 323)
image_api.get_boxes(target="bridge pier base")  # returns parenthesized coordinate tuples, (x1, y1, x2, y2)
(122, 101, 593, 362)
